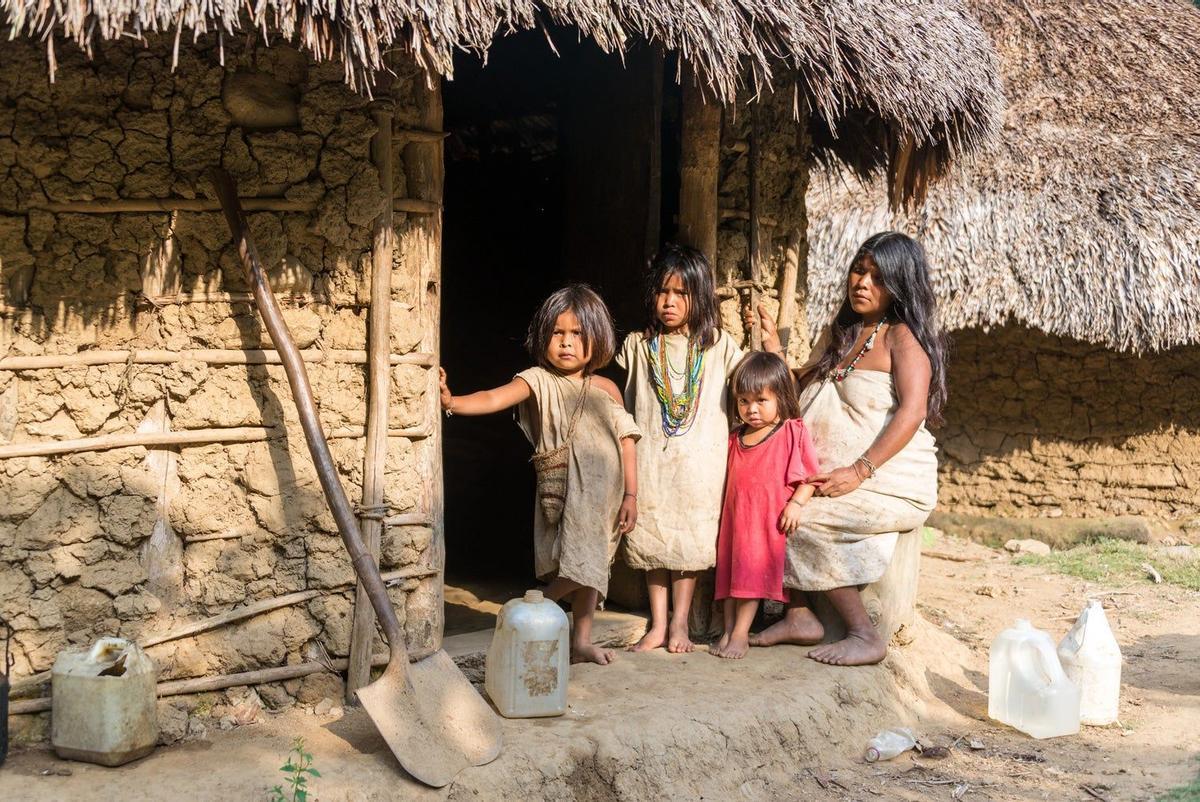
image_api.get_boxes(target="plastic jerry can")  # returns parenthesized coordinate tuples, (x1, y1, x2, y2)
(988, 619, 1080, 739)
(485, 590, 570, 718)
(52, 637, 158, 766)
(1058, 600, 1122, 725)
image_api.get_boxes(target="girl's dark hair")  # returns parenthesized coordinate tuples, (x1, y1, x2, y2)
(731, 352, 802, 421)
(525, 284, 616, 375)
(814, 231, 948, 424)
(643, 243, 721, 350)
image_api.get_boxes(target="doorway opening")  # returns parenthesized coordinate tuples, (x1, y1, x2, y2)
(440, 30, 672, 633)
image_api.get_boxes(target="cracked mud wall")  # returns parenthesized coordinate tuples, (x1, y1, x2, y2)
(0, 36, 443, 724)
(939, 326, 1200, 523)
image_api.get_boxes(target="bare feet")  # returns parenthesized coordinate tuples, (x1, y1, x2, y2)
(710, 632, 731, 657)
(628, 624, 667, 652)
(807, 629, 886, 666)
(716, 634, 749, 659)
(667, 620, 694, 653)
(571, 643, 616, 665)
(749, 606, 825, 647)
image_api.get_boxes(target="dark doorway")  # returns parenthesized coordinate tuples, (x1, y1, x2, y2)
(440, 30, 664, 631)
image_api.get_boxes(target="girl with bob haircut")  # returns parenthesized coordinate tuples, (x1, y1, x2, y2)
(751, 231, 946, 666)
(440, 284, 640, 665)
(710, 352, 820, 659)
(616, 243, 772, 654)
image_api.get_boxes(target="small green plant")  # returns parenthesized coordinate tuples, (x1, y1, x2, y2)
(268, 737, 321, 802)
(1014, 539, 1200, 591)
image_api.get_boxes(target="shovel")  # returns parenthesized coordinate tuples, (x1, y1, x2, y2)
(207, 168, 502, 787)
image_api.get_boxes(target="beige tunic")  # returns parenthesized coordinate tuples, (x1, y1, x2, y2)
(616, 330, 744, 571)
(516, 367, 641, 598)
(784, 369, 938, 591)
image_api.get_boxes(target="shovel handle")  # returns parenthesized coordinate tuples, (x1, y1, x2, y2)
(206, 168, 409, 667)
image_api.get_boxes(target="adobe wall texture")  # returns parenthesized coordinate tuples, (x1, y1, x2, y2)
(938, 326, 1200, 524)
(0, 36, 441, 736)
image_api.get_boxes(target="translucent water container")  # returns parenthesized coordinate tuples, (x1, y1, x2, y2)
(52, 637, 158, 766)
(988, 619, 1080, 739)
(485, 590, 570, 718)
(1058, 600, 1122, 726)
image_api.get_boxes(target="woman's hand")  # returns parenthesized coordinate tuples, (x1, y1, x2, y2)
(811, 466, 864, 498)
(742, 303, 783, 354)
(778, 497, 806, 533)
(616, 495, 637, 535)
(438, 367, 453, 411)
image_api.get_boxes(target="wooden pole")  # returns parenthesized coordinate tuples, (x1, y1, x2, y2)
(747, 103, 763, 350)
(348, 98, 396, 700)
(677, 67, 721, 267)
(0, 349, 434, 371)
(777, 230, 802, 352)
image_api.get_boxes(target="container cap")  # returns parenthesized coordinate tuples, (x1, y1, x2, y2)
(523, 590, 545, 604)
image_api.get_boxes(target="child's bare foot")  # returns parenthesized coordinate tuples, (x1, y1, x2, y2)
(628, 624, 667, 652)
(717, 634, 749, 659)
(572, 643, 616, 665)
(749, 606, 824, 647)
(808, 629, 886, 666)
(667, 620, 694, 653)
(710, 632, 731, 657)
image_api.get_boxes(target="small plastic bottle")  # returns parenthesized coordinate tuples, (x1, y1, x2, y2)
(864, 728, 917, 762)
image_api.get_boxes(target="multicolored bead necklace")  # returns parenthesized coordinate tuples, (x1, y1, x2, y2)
(647, 334, 706, 437)
(831, 318, 887, 382)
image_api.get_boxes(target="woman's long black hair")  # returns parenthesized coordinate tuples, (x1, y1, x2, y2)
(642, 243, 721, 350)
(814, 232, 948, 424)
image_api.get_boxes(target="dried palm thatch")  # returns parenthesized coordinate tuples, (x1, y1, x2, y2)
(1, 1, 1002, 201)
(806, 0, 1200, 352)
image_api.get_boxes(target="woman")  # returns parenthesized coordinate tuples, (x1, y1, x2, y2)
(751, 231, 946, 666)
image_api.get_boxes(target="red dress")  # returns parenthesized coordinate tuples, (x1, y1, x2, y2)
(715, 419, 821, 602)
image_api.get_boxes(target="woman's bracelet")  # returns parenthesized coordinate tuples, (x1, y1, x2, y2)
(854, 454, 878, 479)
(623, 491, 637, 498)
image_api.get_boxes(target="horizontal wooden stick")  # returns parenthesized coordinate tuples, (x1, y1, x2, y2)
(0, 427, 269, 459)
(138, 292, 325, 307)
(383, 512, 433, 527)
(183, 528, 253, 543)
(0, 423, 431, 459)
(0, 349, 435, 371)
(34, 198, 439, 216)
(395, 127, 447, 143)
(7, 565, 439, 699)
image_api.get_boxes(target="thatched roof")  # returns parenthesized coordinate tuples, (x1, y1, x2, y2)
(2, 1, 1002, 200)
(806, 0, 1200, 352)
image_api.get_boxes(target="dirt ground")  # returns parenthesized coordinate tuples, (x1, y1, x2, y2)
(3, 533, 1198, 801)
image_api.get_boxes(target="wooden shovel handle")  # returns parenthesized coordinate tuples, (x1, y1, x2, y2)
(206, 168, 409, 667)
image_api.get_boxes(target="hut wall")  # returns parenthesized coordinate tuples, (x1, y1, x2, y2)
(0, 38, 441, 736)
(938, 326, 1200, 523)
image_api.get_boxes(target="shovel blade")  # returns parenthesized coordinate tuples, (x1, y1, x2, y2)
(356, 649, 502, 787)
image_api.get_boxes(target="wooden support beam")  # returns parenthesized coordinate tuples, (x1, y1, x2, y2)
(0, 349, 435, 371)
(777, 230, 802, 351)
(677, 68, 721, 267)
(348, 98, 396, 700)
(747, 104, 763, 351)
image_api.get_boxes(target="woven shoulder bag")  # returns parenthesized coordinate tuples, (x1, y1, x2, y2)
(530, 376, 590, 525)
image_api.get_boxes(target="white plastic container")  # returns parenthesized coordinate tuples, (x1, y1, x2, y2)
(988, 619, 1081, 739)
(1058, 600, 1122, 725)
(52, 637, 158, 766)
(485, 590, 570, 718)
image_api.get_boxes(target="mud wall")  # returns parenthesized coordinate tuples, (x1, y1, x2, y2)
(0, 37, 442, 728)
(714, 79, 812, 362)
(938, 326, 1200, 522)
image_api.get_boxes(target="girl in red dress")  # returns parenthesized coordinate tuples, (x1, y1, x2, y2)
(712, 352, 821, 659)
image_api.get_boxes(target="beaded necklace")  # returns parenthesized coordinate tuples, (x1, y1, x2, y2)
(831, 318, 887, 382)
(647, 333, 706, 437)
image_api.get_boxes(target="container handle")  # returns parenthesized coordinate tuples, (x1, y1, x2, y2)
(1014, 636, 1070, 689)
(87, 637, 131, 665)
